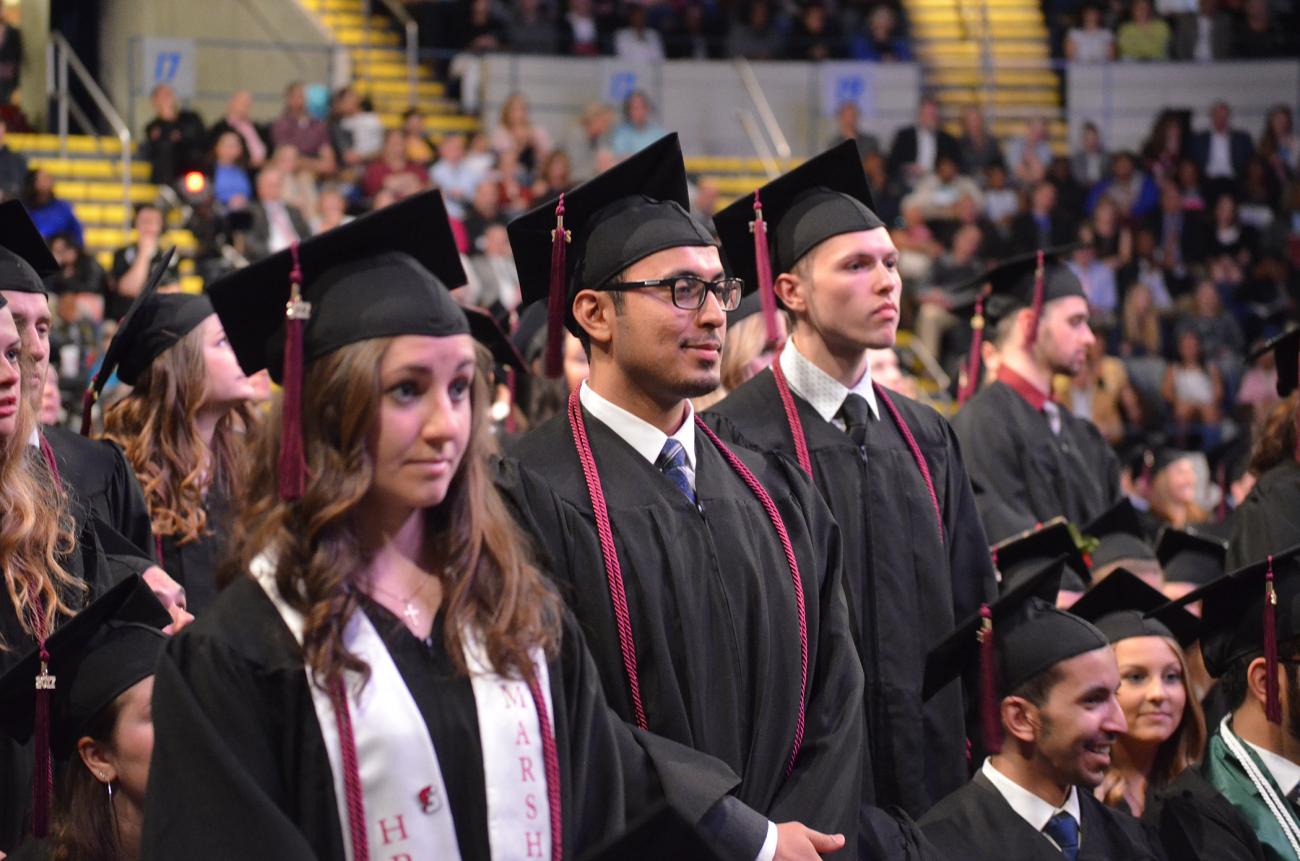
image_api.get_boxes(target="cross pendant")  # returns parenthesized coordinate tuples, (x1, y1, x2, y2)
(402, 601, 421, 626)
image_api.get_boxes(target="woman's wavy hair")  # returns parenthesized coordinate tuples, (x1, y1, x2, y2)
(102, 322, 252, 545)
(225, 337, 562, 690)
(1, 397, 81, 650)
(1249, 392, 1298, 477)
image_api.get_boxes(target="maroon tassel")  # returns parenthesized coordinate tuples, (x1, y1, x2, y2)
(1265, 555, 1281, 725)
(32, 648, 53, 838)
(751, 191, 780, 346)
(278, 243, 310, 502)
(1025, 249, 1045, 349)
(978, 604, 1002, 754)
(78, 388, 95, 437)
(1294, 354, 1299, 463)
(544, 194, 570, 379)
(958, 288, 988, 406)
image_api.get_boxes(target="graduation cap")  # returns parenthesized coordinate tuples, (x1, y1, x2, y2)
(507, 134, 716, 377)
(577, 802, 726, 861)
(953, 245, 1084, 404)
(1156, 527, 1227, 586)
(1163, 544, 1300, 724)
(0, 199, 59, 295)
(712, 140, 881, 347)
(511, 302, 550, 367)
(0, 575, 169, 837)
(79, 247, 188, 435)
(1084, 498, 1155, 572)
(462, 305, 526, 372)
(1069, 567, 1200, 648)
(992, 517, 1092, 594)
(924, 555, 1107, 752)
(206, 190, 471, 501)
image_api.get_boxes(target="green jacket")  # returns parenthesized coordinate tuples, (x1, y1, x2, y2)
(1204, 723, 1300, 861)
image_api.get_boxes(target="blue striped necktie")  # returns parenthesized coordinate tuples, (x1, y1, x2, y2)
(1043, 810, 1079, 861)
(656, 438, 696, 504)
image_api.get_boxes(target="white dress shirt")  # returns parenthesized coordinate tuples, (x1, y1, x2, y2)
(778, 339, 878, 430)
(578, 381, 698, 490)
(981, 758, 1083, 851)
(1246, 740, 1300, 798)
(916, 128, 937, 173)
(1206, 130, 1235, 178)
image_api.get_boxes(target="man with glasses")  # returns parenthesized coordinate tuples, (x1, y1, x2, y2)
(503, 135, 866, 859)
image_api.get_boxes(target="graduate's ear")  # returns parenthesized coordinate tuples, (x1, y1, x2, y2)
(773, 271, 808, 316)
(78, 735, 117, 786)
(1001, 695, 1040, 744)
(1245, 655, 1282, 713)
(572, 290, 615, 352)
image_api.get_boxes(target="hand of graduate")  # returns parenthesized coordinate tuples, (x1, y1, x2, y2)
(774, 822, 846, 860)
(1093, 769, 1128, 809)
(142, 565, 194, 634)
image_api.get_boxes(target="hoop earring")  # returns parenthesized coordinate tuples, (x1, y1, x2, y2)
(106, 779, 113, 805)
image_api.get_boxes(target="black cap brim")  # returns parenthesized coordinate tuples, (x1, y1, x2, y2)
(1249, 325, 1299, 397)
(0, 199, 59, 295)
(1069, 567, 1200, 647)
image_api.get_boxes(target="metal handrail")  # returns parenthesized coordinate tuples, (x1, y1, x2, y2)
(736, 109, 780, 179)
(47, 32, 133, 235)
(732, 57, 791, 161)
(362, 0, 420, 107)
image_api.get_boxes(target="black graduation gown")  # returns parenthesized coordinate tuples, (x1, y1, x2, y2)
(500, 409, 865, 848)
(1227, 461, 1300, 569)
(43, 427, 154, 559)
(1143, 767, 1267, 861)
(156, 488, 232, 615)
(951, 380, 1122, 542)
(141, 577, 740, 860)
(918, 771, 1166, 860)
(704, 368, 996, 820)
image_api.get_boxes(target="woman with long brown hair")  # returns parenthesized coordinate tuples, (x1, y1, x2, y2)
(98, 287, 256, 614)
(141, 192, 750, 860)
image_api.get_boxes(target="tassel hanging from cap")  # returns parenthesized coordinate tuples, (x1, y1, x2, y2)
(1265, 554, 1281, 725)
(278, 242, 311, 502)
(978, 604, 1002, 754)
(1294, 353, 1299, 462)
(28, 592, 53, 838)
(750, 191, 781, 347)
(544, 194, 571, 379)
(958, 287, 989, 406)
(79, 388, 96, 437)
(1025, 248, 1045, 349)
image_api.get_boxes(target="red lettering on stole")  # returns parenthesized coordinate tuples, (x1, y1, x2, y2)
(378, 815, 408, 845)
(526, 830, 544, 858)
(500, 682, 528, 709)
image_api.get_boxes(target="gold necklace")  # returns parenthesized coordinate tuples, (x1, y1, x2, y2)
(366, 575, 436, 628)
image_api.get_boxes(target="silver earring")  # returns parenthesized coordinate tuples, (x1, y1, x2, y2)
(106, 780, 113, 804)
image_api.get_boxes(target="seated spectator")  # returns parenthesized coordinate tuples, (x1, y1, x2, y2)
(1004, 116, 1053, 187)
(916, 222, 985, 361)
(1072, 120, 1109, 186)
(462, 177, 504, 253)
(727, 0, 783, 59)
(982, 163, 1019, 227)
(666, 5, 725, 59)
(1233, 0, 1291, 58)
(0, 115, 26, 200)
(47, 232, 107, 307)
(559, 0, 606, 56)
(210, 131, 252, 210)
(609, 90, 666, 157)
(270, 144, 319, 224)
(1009, 180, 1077, 253)
(1259, 105, 1299, 186)
(429, 132, 487, 219)
(1174, 157, 1206, 211)
(451, 0, 506, 52)
(614, 5, 665, 61)
(903, 153, 984, 221)
(863, 150, 903, 226)
(1065, 3, 1116, 61)
(561, 101, 614, 182)
(1162, 329, 1224, 446)
(312, 184, 351, 233)
(402, 108, 438, 167)
(493, 147, 533, 215)
(957, 106, 1003, 177)
(22, 167, 82, 246)
(332, 86, 384, 169)
(1119, 227, 1176, 308)
(895, 201, 942, 283)
(464, 222, 521, 313)
(1206, 193, 1259, 265)
(108, 204, 179, 321)
(1235, 336, 1280, 429)
(1189, 100, 1254, 202)
(1117, 282, 1166, 358)
(1148, 180, 1206, 271)
(953, 192, 1006, 259)
(849, 6, 913, 61)
(507, 0, 561, 54)
(1087, 151, 1159, 223)
(1172, 0, 1233, 60)
(141, 83, 207, 185)
(532, 149, 574, 199)
(1047, 154, 1088, 216)
(1070, 226, 1120, 323)
(269, 81, 334, 177)
(1182, 278, 1245, 367)
(888, 96, 961, 187)
(361, 128, 427, 201)
(826, 100, 880, 159)
(1140, 110, 1185, 183)
(691, 175, 721, 235)
(1237, 157, 1279, 232)
(208, 89, 268, 169)
(786, 2, 841, 60)
(1116, 0, 1171, 60)
(0, 16, 20, 104)
(868, 347, 920, 399)
(1147, 451, 1211, 531)
(1089, 196, 1133, 269)
(245, 166, 311, 261)
(1053, 340, 1139, 443)
(490, 93, 551, 176)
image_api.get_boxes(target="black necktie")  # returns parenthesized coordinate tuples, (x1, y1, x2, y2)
(838, 393, 872, 451)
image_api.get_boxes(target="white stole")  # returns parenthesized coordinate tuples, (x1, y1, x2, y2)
(252, 556, 554, 860)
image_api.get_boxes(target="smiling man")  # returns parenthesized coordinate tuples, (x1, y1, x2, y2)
(704, 142, 996, 833)
(503, 135, 865, 859)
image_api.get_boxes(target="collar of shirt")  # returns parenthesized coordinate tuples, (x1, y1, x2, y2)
(981, 758, 1082, 835)
(996, 364, 1052, 412)
(1244, 740, 1300, 798)
(778, 338, 878, 426)
(578, 381, 697, 472)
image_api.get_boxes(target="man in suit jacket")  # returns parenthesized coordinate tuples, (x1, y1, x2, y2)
(888, 96, 961, 188)
(1189, 101, 1254, 200)
(1172, 0, 1234, 60)
(244, 166, 312, 262)
(1009, 181, 1078, 254)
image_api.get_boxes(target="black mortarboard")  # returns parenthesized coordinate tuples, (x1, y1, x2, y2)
(1156, 527, 1227, 586)
(726, 290, 764, 328)
(0, 199, 58, 295)
(992, 517, 1091, 593)
(508, 134, 716, 376)
(712, 141, 882, 345)
(577, 802, 725, 861)
(463, 305, 526, 372)
(1069, 568, 1200, 647)
(1084, 498, 1156, 571)
(1250, 325, 1299, 398)
(0, 576, 168, 836)
(207, 190, 470, 500)
(511, 302, 550, 366)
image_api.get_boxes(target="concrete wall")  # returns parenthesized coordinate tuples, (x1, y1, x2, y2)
(98, 0, 337, 135)
(481, 55, 922, 158)
(1067, 60, 1300, 153)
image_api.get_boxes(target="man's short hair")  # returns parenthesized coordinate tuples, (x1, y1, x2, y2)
(576, 270, 628, 356)
(1222, 639, 1300, 711)
(1009, 662, 1065, 708)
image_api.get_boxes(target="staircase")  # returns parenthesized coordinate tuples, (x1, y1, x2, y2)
(296, 0, 477, 138)
(7, 133, 203, 291)
(904, 0, 1068, 155)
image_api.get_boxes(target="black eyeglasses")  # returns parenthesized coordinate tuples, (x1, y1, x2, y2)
(605, 275, 744, 312)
